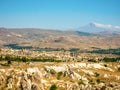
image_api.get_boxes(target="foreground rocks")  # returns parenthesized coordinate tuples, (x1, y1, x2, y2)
(0, 62, 120, 90)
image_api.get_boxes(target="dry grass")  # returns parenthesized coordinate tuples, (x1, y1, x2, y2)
(0, 61, 120, 90)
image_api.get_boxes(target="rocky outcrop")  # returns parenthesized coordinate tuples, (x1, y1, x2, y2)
(0, 62, 120, 90)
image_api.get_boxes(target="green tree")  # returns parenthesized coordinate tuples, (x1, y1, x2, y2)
(21, 57, 27, 62)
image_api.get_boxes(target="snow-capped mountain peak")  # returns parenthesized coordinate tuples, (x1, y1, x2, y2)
(76, 22, 120, 33)
(92, 22, 120, 30)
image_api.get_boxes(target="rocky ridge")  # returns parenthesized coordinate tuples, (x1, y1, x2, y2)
(0, 62, 120, 90)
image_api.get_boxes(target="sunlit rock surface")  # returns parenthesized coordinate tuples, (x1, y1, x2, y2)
(0, 62, 120, 90)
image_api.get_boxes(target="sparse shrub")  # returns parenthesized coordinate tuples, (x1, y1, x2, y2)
(31, 84, 37, 90)
(8, 89, 12, 90)
(7, 75, 12, 80)
(44, 67, 49, 73)
(70, 80, 74, 82)
(63, 71, 67, 77)
(88, 59, 97, 62)
(7, 60, 11, 64)
(58, 71, 63, 75)
(50, 69, 56, 75)
(101, 86, 106, 90)
(104, 64, 107, 67)
(118, 67, 120, 71)
(55, 60, 62, 62)
(96, 79, 101, 84)
(5, 55, 11, 60)
(50, 84, 57, 90)
(21, 57, 27, 62)
(88, 80, 95, 85)
(108, 83, 114, 87)
(6, 75, 12, 84)
(0, 55, 3, 61)
(78, 79, 84, 85)
(103, 57, 117, 62)
(95, 72, 100, 77)
(1, 63, 9, 66)
(57, 71, 63, 80)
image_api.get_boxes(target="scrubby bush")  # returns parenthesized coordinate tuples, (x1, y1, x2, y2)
(88, 59, 97, 62)
(101, 86, 106, 90)
(96, 79, 101, 84)
(57, 71, 63, 80)
(50, 69, 56, 75)
(95, 72, 100, 77)
(104, 64, 107, 67)
(103, 57, 117, 62)
(78, 79, 84, 85)
(21, 57, 27, 62)
(50, 84, 57, 90)
(44, 67, 49, 73)
(118, 67, 120, 71)
(7, 60, 11, 64)
(88, 80, 95, 85)
(63, 71, 67, 77)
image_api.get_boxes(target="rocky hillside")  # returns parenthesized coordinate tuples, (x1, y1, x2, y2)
(0, 61, 120, 90)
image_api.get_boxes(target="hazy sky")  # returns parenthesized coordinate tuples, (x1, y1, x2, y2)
(0, 0, 120, 30)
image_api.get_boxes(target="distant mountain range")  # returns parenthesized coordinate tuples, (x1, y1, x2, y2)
(76, 22, 120, 36)
(0, 23, 120, 49)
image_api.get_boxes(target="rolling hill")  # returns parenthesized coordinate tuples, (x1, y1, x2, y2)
(0, 24, 120, 49)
